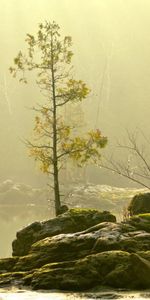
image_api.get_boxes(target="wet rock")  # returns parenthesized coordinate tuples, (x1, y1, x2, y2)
(29, 251, 131, 290)
(1, 251, 150, 291)
(30, 250, 150, 290)
(12, 209, 116, 256)
(12, 221, 150, 272)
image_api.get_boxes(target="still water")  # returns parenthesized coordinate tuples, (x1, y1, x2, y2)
(0, 288, 150, 300)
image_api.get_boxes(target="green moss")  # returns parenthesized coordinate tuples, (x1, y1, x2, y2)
(137, 213, 150, 220)
(0, 271, 25, 286)
(127, 214, 150, 232)
(130, 253, 150, 288)
(67, 208, 116, 227)
(104, 265, 130, 288)
(30, 251, 131, 290)
(13, 254, 41, 271)
(137, 251, 150, 262)
(23, 272, 34, 286)
(69, 208, 100, 214)
(0, 257, 18, 272)
(119, 223, 136, 233)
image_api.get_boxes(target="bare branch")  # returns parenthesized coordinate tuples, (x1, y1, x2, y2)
(99, 161, 150, 190)
(25, 139, 53, 150)
(100, 127, 150, 190)
(56, 98, 71, 107)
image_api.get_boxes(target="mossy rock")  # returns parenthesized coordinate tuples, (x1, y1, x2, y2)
(138, 213, 150, 221)
(67, 208, 116, 224)
(12, 209, 116, 257)
(12, 220, 150, 272)
(104, 252, 150, 289)
(0, 271, 25, 286)
(0, 257, 18, 272)
(30, 250, 131, 290)
(13, 253, 41, 272)
(30, 250, 150, 290)
(128, 193, 150, 215)
(1, 208, 149, 291)
(1, 251, 150, 290)
(137, 250, 150, 261)
(127, 213, 150, 232)
(129, 253, 150, 288)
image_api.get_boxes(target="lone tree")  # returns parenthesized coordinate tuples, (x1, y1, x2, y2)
(10, 21, 107, 215)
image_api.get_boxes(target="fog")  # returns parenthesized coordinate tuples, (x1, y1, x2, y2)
(1, 0, 150, 258)
(1, 0, 150, 185)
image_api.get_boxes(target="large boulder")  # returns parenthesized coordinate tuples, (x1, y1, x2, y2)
(128, 193, 150, 215)
(12, 209, 116, 257)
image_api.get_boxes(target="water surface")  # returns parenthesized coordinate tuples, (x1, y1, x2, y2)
(0, 288, 150, 300)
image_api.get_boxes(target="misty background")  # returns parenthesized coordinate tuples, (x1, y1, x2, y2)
(0, 0, 150, 187)
(0, 0, 150, 256)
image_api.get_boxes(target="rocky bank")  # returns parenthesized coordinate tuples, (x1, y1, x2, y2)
(0, 209, 150, 291)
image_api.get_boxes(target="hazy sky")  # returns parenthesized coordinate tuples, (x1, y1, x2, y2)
(0, 0, 150, 185)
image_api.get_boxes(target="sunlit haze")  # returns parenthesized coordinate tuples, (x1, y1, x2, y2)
(0, 0, 150, 185)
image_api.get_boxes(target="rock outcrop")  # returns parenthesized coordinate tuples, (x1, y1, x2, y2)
(0, 209, 149, 291)
(12, 209, 116, 256)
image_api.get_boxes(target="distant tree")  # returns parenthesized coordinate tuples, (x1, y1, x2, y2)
(10, 21, 107, 215)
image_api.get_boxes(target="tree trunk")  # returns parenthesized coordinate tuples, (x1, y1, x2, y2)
(53, 160, 61, 216)
(51, 35, 61, 216)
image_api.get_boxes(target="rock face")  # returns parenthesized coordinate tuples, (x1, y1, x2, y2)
(0, 209, 149, 291)
(128, 193, 150, 215)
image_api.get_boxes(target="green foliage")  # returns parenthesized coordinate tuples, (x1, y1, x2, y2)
(61, 129, 107, 166)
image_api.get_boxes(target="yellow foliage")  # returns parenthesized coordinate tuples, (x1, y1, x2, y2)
(10, 20, 108, 178)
